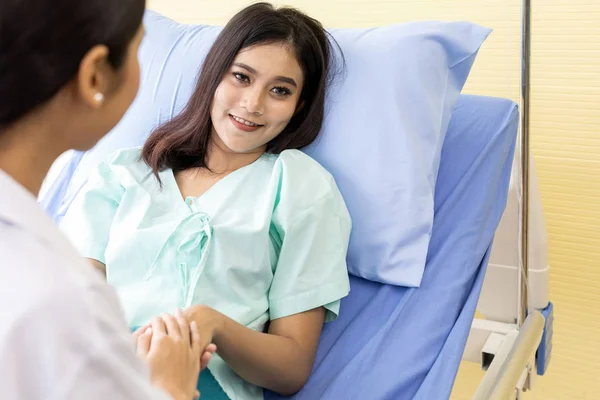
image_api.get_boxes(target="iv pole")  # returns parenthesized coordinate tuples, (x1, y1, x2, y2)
(518, 0, 531, 329)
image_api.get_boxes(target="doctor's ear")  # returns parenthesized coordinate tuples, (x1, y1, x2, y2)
(76, 44, 115, 109)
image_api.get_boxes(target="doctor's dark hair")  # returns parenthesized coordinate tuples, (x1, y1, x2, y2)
(0, 0, 146, 129)
(142, 2, 343, 178)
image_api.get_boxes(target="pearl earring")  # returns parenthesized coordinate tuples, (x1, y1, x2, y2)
(93, 93, 104, 103)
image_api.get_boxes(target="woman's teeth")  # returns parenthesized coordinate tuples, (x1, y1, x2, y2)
(232, 115, 259, 127)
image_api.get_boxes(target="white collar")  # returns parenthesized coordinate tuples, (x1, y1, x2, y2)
(0, 169, 74, 256)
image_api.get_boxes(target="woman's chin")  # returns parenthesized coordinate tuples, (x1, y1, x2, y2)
(222, 138, 265, 155)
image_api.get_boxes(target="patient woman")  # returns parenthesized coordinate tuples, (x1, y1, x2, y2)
(60, 3, 351, 400)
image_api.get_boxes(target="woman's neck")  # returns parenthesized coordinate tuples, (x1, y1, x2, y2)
(0, 118, 66, 197)
(204, 135, 265, 175)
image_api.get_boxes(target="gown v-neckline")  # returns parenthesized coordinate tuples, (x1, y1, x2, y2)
(165, 153, 267, 209)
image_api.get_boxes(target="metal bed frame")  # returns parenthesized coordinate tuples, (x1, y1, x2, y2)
(471, 1, 547, 399)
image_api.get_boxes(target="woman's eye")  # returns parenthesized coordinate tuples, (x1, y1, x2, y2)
(271, 86, 292, 96)
(233, 72, 249, 83)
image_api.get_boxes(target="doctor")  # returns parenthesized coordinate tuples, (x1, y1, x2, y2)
(0, 0, 214, 399)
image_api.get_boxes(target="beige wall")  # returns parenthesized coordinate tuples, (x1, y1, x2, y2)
(147, 1, 600, 398)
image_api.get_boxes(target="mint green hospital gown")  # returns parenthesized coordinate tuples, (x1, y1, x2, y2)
(59, 147, 352, 400)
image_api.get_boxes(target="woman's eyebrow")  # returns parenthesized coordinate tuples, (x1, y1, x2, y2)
(273, 76, 297, 88)
(233, 62, 297, 88)
(234, 62, 257, 74)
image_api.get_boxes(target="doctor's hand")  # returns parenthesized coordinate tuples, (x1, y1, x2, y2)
(133, 310, 217, 371)
(134, 313, 203, 400)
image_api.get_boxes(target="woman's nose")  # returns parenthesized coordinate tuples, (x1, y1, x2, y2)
(240, 87, 265, 115)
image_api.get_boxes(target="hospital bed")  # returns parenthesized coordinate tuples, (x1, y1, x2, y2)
(39, 3, 553, 399)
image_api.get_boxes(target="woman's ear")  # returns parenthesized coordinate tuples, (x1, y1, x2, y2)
(76, 44, 111, 109)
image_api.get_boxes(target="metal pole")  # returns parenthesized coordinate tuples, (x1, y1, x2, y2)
(518, 0, 531, 328)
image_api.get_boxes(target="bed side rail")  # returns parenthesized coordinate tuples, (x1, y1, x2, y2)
(472, 310, 545, 400)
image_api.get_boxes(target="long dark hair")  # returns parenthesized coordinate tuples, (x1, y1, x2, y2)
(142, 2, 342, 178)
(0, 0, 145, 130)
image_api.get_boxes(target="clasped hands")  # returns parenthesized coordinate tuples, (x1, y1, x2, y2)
(132, 306, 218, 400)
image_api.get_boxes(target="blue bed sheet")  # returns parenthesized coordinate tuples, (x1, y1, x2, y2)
(264, 95, 518, 400)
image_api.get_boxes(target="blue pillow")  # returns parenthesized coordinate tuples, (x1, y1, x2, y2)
(44, 10, 490, 287)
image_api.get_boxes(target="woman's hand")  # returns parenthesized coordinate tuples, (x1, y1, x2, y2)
(182, 305, 223, 353)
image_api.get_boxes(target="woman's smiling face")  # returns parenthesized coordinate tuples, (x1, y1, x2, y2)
(209, 42, 304, 154)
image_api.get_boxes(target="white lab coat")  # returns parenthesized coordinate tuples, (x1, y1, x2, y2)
(0, 169, 171, 399)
